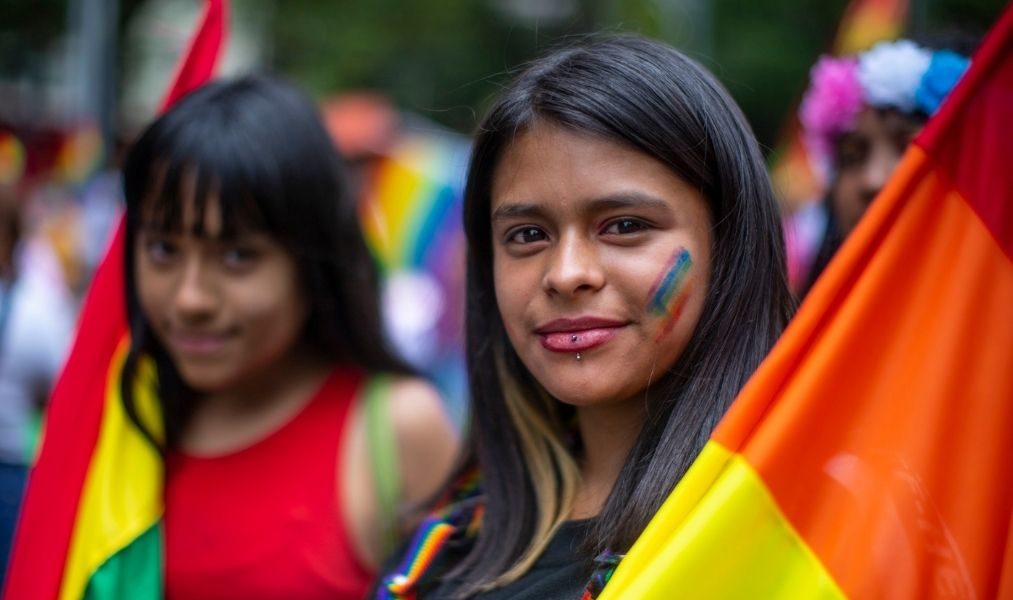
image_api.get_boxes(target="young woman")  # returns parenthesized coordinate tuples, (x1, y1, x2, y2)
(120, 74, 459, 599)
(791, 39, 971, 296)
(376, 35, 793, 599)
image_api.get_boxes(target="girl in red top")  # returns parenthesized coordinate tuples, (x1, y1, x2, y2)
(120, 74, 459, 599)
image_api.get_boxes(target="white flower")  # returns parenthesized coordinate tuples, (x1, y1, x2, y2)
(857, 40, 932, 112)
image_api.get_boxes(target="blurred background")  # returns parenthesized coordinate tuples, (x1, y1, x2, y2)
(0, 0, 1005, 428)
(2, 0, 1000, 159)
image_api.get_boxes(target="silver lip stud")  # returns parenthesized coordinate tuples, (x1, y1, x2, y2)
(576, 352, 582, 361)
(571, 335, 578, 342)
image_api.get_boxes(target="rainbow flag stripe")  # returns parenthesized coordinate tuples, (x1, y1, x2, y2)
(600, 7, 1013, 598)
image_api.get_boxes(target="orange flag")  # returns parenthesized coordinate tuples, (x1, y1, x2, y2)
(601, 5, 1012, 598)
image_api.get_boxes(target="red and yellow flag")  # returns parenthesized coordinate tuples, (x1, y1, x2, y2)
(602, 5, 1012, 598)
(3, 3, 227, 599)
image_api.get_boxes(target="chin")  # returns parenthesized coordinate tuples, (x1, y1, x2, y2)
(540, 378, 631, 408)
(175, 365, 237, 394)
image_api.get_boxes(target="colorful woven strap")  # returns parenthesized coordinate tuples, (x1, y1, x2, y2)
(381, 518, 455, 600)
(379, 469, 482, 599)
(580, 549, 625, 600)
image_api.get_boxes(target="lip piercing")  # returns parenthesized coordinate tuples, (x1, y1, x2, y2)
(570, 335, 578, 343)
(576, 352, 582, 361)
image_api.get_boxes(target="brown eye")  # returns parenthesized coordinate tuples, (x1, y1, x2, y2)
(508, 227, 548, 244)
(603, 218, 649, 235)
(144, 239, 178, 265)
(222, 247, 260, 269)
(835, 136, 868, 169)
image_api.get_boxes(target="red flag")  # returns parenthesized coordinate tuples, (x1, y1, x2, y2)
(159, 0, 228, 114)
(3, 3, 227, 598)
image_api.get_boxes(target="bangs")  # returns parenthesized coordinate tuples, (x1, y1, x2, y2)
(138, 155, 268, 240)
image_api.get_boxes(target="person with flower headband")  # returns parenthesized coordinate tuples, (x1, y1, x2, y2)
(793, 39, 970, 296)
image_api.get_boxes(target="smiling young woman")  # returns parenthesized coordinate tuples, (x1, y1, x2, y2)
(135, 190, 313, 405)
(375, 35, 793, 600)
(490, 123, 712, 412)
(119, 75, 459, 599)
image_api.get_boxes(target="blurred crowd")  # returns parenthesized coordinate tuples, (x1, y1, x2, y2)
(0, 0, 998, 596)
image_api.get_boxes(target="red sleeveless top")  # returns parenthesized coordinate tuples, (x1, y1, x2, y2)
(164, 368, 374, 600)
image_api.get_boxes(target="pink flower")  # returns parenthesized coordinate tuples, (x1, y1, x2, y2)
(799, 56, 863, 178)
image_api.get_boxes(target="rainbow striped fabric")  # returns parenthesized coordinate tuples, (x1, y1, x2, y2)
(358, 127, 471, 421)
(599, 7, 1012, 598)
(359, 131, 469, 278)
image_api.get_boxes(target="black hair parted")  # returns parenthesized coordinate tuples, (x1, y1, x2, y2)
(120, 74, 409, 449)
(453, 34, 794, 594)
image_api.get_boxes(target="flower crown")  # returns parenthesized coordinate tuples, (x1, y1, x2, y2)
(799, 39, 970, 178)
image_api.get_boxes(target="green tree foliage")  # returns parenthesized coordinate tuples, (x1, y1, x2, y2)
(3, 0, 1004, 151)
(271, 0, 1003, 151)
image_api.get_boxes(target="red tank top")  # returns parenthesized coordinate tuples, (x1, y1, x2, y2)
(164, 368, 374, 600)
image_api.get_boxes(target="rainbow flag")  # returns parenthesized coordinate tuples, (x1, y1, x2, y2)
(359, 132, 468, 276)
(358, 129, 470, 422)
(2, 2, 227, 598)
(599, 6, 1012, 598)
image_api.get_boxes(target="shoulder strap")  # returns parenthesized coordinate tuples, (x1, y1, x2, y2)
(363, 374, 401, 555)
(380, 480, 484, 599)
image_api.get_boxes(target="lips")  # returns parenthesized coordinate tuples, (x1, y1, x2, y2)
(535, 317, 627, 353)
(168, 330, 235, 355)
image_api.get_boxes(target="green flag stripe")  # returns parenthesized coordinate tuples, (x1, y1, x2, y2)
(83, 521, 162, 600)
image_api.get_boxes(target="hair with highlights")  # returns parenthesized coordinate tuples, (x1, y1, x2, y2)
(448, 35, 793, 595)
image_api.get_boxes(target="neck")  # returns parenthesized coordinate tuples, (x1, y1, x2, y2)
(181, 346, 333, 455)
(569, 396, 646, 519)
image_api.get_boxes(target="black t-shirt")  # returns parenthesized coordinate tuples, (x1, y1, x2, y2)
(426, 519, 594, 600)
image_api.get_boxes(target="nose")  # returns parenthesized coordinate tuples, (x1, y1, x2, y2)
(860, 146, 901, 204)
(173, 257, 218, 319)
(542, 233, 605, 297)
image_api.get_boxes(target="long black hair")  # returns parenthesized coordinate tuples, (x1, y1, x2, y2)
(120, 74, 409, 449)
(453, 35, 794, 593)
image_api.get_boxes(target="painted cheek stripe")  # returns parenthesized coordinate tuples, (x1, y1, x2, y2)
(656, 281, 693, 342)
(646, 248, 694, 343)
(648, 248, 693, 315)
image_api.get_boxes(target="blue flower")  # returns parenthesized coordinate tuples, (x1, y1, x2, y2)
(915, 51, 971, 115)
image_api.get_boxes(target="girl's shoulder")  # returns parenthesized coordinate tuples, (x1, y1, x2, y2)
(363, 374, 457, 458)
(359, 372, 460, 510)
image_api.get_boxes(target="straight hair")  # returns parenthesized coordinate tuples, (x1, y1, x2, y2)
(120, 74, 409, 449)
(451, 35, 794, 595)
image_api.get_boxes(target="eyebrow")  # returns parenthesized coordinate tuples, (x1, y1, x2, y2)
(491, 192, 672, 222)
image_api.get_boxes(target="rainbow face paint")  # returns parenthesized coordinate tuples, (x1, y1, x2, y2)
(646, 247, 694, 341)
